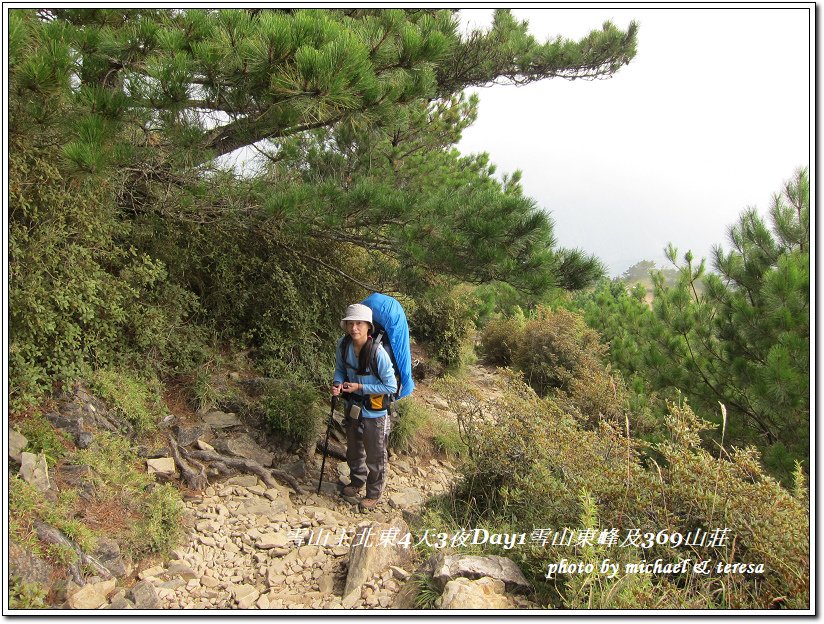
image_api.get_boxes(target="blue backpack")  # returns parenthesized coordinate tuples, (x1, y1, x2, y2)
(340, 293, 415, 401)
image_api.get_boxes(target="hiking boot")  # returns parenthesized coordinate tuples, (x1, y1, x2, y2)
(359, 497, 379, 511)
(341, 485, 362, 498)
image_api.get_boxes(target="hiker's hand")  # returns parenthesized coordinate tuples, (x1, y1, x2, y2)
(331, 383, 342, 396)
(342, 382, 361, 392)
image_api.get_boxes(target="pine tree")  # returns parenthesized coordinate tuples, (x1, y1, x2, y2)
(10, 8, 635, 294)
(13, 8, 637, 167)
(647, 169, 810, 477)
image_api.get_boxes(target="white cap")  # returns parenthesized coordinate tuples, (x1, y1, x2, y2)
(340, 303, 373, 331)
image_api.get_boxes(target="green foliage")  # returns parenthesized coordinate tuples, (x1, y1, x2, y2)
(192, 364, 224, 414)
(409, 285, 477, 370)
(87, 368, 164, 435)
(389, 399, 431, 454)
(260, 380, 324, 447)
(431, 419, 467, 459)
(508, 307, 631, 427)
(479, 314, 525, 366)
(25, 8, 635, 168)
(434, 375, 810, 609)
(412, 573, 441, 609)
(572, 169, 810, 483)
(73, 432, 154, 496)
(9, 140, 207, 410)
(8, 476, 41, 550)
(469, 282, 526, 326)
(9, 576, 48, 610)
(23, 431, 185, 561)
(47, 543, 79, 567)
(128, 193, 362, 386)
(14, 414, 71, 467)
(9, 475, 97, 562)
(128, 483, 184, 558)
(513, 307, 605, 396)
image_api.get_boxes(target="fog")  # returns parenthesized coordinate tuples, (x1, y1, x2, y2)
(456, 7, 811, 276)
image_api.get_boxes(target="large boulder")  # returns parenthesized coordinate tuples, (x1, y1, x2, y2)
(429, 553, 531, 594)
(437, 576, 515, 609)
(201, 410, 242, 429)
(343, 517, 412, 602)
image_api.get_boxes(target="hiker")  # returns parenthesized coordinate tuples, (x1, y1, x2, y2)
(331, 303, 397, 509)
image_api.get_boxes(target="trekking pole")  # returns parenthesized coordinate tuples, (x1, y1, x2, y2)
(317, 386, 339, 495)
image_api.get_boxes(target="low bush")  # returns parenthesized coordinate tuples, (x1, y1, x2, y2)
(9, 576, 47, 610)
(14, 412, 71, 467)
(128, 483, 184, 558)
(87, 368, 165, 436)
(72, 432, 183, 559)
(479, 314, 524, 366)
(513, 307, 607, 397)
(260, 380, 324, 448)
(431, 374, 810, 609)
(9, 140, 207, 410)
(389, 399, 431, 454)
(431, 419, 467, 459)
(410, 285, 477, 371)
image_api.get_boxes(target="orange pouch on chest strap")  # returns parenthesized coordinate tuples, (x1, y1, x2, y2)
(369, 394, 385, 410)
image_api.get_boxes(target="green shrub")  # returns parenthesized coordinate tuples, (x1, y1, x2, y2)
(260, 380, 324, 447)
(9, 473, 98, 555)
(15, 413, 71, 467)
(513, 306, 606, 396)
(46, 543, 78, 567)
(479, 314, 524, 366)
(9, 140, 206, 409)
(73, 432, 153, 495)
(9, 576, 47, 610)
(412, 574, 441, 609)
(410, 285, 477, 370)
(510, 306, 633, 427)
(87, 368, 164, 435)
(389, 399, 431, 454)
(432, 374, 809, 609)
(469, 282, 526, 327)
(431, 419, 467, 459)
(8, 476, 41, 551)
(128, 483, 184, 558)
(129, 202, 362, 387)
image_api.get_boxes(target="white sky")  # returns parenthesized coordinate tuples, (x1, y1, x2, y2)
(456, 6, 812, 276)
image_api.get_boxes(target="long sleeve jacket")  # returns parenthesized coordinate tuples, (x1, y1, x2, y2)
(333, 337, 398, 418)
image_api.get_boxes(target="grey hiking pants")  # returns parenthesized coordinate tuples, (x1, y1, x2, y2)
(346, 414, 389, 499)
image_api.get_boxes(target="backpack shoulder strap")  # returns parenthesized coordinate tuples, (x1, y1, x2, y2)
(370, 333, 383, 382)
(340, 335, 352, 381)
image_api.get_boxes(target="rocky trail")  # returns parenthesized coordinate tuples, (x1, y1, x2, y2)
(145, 453, 457, 610)
(12, 360, 539, 610)
(126, 362, 535, 610)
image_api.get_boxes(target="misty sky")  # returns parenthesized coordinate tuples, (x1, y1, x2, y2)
(456, 7, 812, 277)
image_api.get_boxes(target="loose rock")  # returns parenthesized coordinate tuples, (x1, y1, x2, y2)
(9, 430, 28, 463)
(67, 579, 116, 609)
(20, 452, 51, 492)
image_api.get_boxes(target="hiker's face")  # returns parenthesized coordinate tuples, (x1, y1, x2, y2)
(346, 320, 370, 340)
